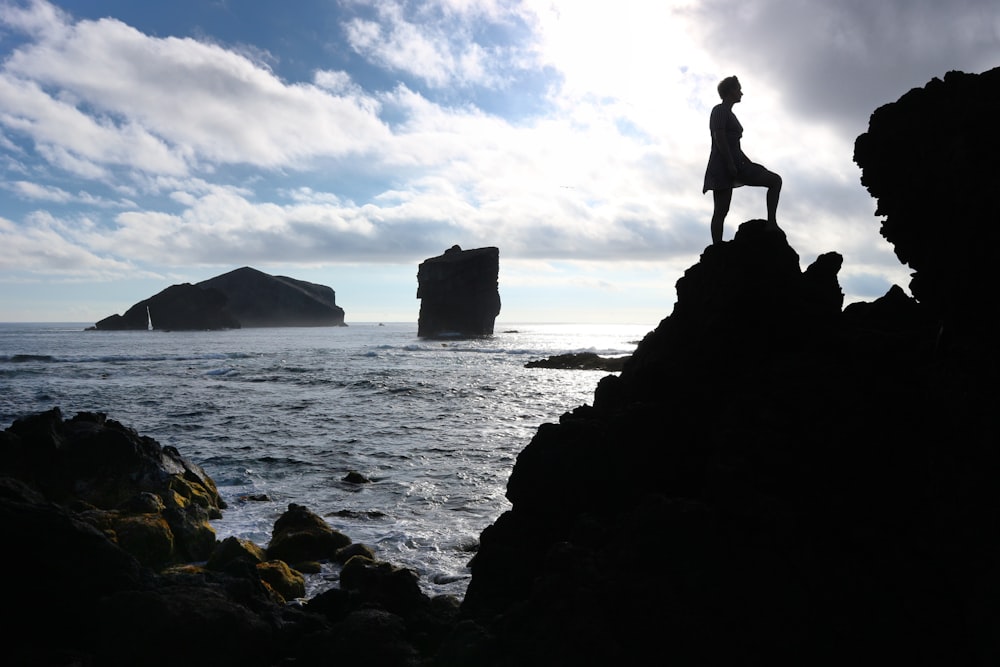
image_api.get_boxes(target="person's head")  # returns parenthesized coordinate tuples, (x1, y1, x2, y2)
(717, 76, 741, 101)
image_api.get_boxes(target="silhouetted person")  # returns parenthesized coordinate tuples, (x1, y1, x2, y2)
(703, 76, 782, 244)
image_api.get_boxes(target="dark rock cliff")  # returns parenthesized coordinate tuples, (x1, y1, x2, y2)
(457, 220, 998, 666)
(451, 68, 1000, 667)
(90, 267, 345, 330)
(199, 266, 346, 327)
(417, 245, 501, 338)
(854, 66, 1000, 342)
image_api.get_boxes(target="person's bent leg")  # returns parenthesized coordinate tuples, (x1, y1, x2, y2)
(764, 172, 782, 226)
(711, 188, 732, 244)
(741, 166, 782, 227)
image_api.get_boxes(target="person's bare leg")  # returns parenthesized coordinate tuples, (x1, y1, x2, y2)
(711, 188, 732, 244)
(742, 169, 782, 229)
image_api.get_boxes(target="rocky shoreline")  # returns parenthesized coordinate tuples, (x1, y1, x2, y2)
(4, 68, 999, 666)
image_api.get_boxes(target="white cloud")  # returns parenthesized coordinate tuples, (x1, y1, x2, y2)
(0, 2, 391, 176)
(2, 0, 991, 321)
(340, 0, 534, 89)
(0, 211, 135, 275)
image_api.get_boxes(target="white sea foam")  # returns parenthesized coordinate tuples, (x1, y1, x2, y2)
(0, 321, 651, 598)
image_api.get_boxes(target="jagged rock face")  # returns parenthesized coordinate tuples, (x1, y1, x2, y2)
(416, 245, 501, 337)
(0, 408, 224, 564)
(199, 266, 346, 327)
(93, 283, 240, 331)
(854, 67, 1000, 337)
(458, 221, 998, 666)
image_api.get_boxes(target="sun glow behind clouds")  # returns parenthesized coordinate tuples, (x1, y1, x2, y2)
(1, 0, 996, 321)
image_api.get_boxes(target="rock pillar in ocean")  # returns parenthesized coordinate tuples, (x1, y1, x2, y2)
(416, 245, 501, 337)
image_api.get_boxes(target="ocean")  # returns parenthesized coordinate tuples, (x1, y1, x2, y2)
(0, 321, 650, 599)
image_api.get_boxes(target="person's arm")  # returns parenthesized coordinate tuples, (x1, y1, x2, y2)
(711, 127, 737, 177)
(709, 108, 737, 177)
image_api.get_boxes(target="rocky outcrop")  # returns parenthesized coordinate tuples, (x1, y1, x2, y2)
(453, 217, 999, 666)
(199, 266, 346, 327)
(90, 267, 345, 330)
(0, 408, 224, 565)
(854, 66, 1000, 341)
(92, 283, 240, 331)
(417, 245, 500, 338)
(0, 411, 460, 666)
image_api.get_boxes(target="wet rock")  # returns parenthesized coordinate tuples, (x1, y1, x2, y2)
(266, 502, 352, 565)
(525, 351, 628, 371)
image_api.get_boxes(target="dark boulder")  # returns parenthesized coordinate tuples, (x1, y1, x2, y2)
(266, 502, 352, 566)
(0, 408, 224, 564)
(417, 245, 501, 338)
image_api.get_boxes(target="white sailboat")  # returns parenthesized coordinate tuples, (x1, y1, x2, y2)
(146, 306, 153, 331)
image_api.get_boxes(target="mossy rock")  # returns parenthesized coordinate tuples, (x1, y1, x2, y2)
(257, 560, 306, 602)
(207, 536, 266, 571)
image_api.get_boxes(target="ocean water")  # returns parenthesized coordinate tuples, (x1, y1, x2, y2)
(0, 321, 650, 599)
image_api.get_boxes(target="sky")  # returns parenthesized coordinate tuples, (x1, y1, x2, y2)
(0, 0, 997, 325)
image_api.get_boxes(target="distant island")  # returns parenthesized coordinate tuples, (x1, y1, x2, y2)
(89, 267, 346, 331)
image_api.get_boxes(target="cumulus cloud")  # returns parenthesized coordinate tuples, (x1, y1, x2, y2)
(340, 0, 536, 89)
(1, 0, 991, 320)
(0, 0, 390, 176)
(0, 211, 136, 275)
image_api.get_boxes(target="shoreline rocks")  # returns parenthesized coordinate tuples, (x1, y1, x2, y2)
(0, 409, 459, 666)
(524, 351, 629, 372)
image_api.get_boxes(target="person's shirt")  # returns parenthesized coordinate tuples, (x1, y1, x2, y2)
(709, 104, 744, 163)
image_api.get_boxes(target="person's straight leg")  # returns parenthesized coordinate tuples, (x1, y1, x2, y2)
(711, 188, 732, 244)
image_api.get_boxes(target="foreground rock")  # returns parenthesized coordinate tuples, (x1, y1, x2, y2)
(0, 411, 458, 666)
(417, 245, 501, 338)
(90, 266, 346, 330)
(454, 218, 999, 666)
(854, 66, 1000, 343)
(0, 408, 224, 565)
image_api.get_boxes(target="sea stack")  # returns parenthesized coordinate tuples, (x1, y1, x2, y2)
(416, 245, 501, 338)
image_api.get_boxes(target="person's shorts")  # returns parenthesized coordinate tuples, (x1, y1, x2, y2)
(734, 162, 775, 187)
